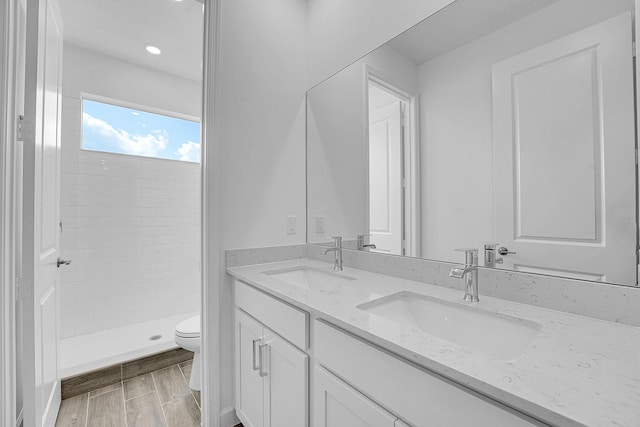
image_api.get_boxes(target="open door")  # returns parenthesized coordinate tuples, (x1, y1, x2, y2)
(368, 99, 404, 255)
(21, 0, 64, 425)
(492, 12, 637, 284)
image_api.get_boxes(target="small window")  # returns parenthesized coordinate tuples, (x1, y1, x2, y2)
(82, 98, 201, 163)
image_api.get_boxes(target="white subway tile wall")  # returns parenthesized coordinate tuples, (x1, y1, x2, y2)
(59, 95, 201, 339)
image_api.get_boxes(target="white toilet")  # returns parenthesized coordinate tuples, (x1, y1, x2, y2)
(175, 315, 201, 391)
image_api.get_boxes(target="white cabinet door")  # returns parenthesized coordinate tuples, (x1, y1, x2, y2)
(235, 310, 265, 427)
(313, 366, 397, 427)
(264, 329, 308, 427)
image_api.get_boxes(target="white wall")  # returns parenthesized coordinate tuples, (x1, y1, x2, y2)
(214, 0, 308, 419)
(59, 44, 201, 338)
(306, 0, 455, 86)
(307, 45, 418, 242)
(211, 1, 455, 423)
(418, 0, 633, 262)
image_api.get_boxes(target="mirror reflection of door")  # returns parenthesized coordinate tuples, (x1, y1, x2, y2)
(492, 12, 637, 284)
(367, 81, 409, 256)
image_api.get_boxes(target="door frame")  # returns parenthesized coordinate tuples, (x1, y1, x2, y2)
(635, 0, 640, 284)
(364, 65, 421, 258)
(1, 0, 24, 425)
(0, 0, 225, 426)
(201, 0, 222, 425)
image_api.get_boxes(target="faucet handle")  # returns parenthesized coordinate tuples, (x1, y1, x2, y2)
(483, 243, 503, 266)
(454, 248, 478, 265)
(330, 236, 342, 246)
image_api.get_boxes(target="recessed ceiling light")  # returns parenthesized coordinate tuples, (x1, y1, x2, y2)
(145, 45, 161, 55)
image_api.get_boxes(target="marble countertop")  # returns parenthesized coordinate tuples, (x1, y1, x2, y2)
(227, 259, 640, 427)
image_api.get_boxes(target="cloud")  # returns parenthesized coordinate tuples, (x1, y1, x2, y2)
(177, 140, 201, 163)
(83, 112, 167, 157)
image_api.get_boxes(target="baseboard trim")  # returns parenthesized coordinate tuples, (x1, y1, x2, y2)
(221, 405, 240, 427)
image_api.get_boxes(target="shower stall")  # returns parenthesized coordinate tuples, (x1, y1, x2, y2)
(57, 34, 203, 377)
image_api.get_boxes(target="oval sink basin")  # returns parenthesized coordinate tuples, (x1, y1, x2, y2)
(263, 266, 356, 290)
(357, 291, 541, 360)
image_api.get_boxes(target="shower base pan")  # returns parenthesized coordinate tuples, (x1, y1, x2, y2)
(58, 311, 198, 379)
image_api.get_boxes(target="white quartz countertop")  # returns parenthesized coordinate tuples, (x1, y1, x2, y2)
(227, 259, 640, 427)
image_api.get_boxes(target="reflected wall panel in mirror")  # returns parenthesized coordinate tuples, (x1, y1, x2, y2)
(306, 0, 639, 286)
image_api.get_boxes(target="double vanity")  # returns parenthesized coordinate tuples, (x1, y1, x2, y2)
(227, 250, 640, 427)
(227, 1, 640, 425)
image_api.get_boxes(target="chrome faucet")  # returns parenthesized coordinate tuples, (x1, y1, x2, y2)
(483, 243, 503, 267)
(449, 248, 479, 302)
(357, 234, 376, 251)
(484, 243, 516, 267)
(322, 236, 343, 271)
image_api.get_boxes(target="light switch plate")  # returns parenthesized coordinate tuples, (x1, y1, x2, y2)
(315, 216, 325, 234)
(287, 216, 297, 235)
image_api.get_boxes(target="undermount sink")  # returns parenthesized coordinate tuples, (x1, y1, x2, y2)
(357, 292, 541, 360)
(263, 266, 356, 290)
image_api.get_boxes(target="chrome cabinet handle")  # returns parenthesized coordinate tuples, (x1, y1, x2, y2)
(252, 338, 261, 371)
(258, 343, 268, 377)
(56, 258, 72, 268)
(497, 247, 516, 256)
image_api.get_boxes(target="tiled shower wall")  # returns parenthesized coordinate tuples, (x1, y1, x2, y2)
(59, 96, 200, 338)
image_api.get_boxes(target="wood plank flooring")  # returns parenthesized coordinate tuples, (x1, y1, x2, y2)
(55, 361, 200, 427)
(62, 348, 193, 400)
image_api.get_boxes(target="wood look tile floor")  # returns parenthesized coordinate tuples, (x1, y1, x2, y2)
(56, 361, 201, 427)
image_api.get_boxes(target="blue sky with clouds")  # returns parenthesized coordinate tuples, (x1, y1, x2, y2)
(82, 99, 201, 163)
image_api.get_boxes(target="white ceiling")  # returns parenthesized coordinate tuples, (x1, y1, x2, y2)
(388, 0, 560, 65)
(59, 0, 204, 83)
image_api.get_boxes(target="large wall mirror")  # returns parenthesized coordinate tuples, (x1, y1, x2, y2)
(307, 0, 639, 287)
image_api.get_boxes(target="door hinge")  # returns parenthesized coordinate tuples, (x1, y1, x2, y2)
(17, 115, 33, 142)
(17, 115, 24, 142)
(15, 277, 33, 301)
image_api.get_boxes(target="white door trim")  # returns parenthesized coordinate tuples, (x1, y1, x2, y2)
(1, 0, 21, 425)
(635, 0, 640, 279)
(201, 0, 222, 426)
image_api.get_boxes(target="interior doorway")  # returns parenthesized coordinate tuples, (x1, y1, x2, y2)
(366, 76, 419, 257)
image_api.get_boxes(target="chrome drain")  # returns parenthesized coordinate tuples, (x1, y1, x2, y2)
(149, 334, 162, 341)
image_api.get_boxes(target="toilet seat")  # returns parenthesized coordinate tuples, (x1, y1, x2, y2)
(175, 315, 200, 339)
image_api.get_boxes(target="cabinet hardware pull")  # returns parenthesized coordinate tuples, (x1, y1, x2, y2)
(252, 338, 261, 371)
(258, 343, 268, 377)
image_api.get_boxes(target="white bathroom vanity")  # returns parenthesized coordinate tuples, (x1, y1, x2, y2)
(228, 259, 640, 427)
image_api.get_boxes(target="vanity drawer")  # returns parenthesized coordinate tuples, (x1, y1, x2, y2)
(314, 320, 546, 427)
(235, 280, 308, 350)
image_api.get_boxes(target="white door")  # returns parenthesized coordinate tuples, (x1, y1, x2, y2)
(21, 0, 64, 425)
(264, 329, 308, 427)
(492, 12, 637, 284)
(235, 309, 265, 427)
(313, 366, 397, 427)
(369, 101, 403, 255)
